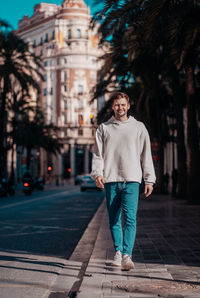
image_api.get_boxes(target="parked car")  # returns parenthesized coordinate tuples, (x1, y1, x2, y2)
(80, 175, 102, 192)
(74, 174, 84, 185)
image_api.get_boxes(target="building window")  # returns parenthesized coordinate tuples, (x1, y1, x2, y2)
(78, 85, 83, 94)
(33, 40, 36, 48)
(64, 114, 67, 124)
(78, 84, 83, 95)
(68, 29, 72, 39)
(43, 74, 47, 81)
(43, 88, 47, 96)
(61, 71, 67, 82)
(50, 87, 53, 95)
(45, 33, 48, 43)
(64, 85, 67, 92)
(64, 58, 67, 64)
(76, 29, 81, 38)
(78, 129, 83, 136)
(64, 101, 67, 109)
(40, 37, 43, 46)
(52, 30, 55, 40)
(78, 114, 83, 126)
(44, 61, 48, 67)
(40, 49, 43, 56)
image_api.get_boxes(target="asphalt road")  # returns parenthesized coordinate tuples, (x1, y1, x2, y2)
(0, 185, 104, 258)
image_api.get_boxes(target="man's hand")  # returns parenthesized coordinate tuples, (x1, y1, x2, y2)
(95, 176, 104, 188)
(144, 184, 153, 197)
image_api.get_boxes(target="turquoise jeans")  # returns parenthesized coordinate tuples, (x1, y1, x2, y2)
(104, 182, 139, 256)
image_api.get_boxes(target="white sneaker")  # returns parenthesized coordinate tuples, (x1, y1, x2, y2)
(111, 250, 122, 267)
(121, 254, 134, 271)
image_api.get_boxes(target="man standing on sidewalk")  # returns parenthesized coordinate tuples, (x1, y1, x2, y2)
(91, 92, 156, 271)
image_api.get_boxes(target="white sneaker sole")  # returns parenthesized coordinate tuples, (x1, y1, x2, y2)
(121, 262, 134, 271)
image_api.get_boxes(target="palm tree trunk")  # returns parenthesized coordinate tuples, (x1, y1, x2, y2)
(0, 76, 9, 179)
(171, 70, 187, 198)
(26, 147, 32, 170)
(175, 101, 187, 198)
(10, 141, 15, 185)
(155, 95, 164, 193)
(185, 65, 200, 203)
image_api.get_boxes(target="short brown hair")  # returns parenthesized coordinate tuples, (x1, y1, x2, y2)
(110, 92, 130, 105)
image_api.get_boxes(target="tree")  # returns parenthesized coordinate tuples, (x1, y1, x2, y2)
(7, 90, 34, 184)
(142, 0, 200, 201)
(92, 0, 172, 192)
(92, 0, 200, 200)
(0, 19, 43, 179)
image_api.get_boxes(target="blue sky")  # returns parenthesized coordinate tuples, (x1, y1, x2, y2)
(0, 0, 102, 29)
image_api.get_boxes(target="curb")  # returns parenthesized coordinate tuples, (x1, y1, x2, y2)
(45, 197, 106, 298)
(68, 198, 106, 297)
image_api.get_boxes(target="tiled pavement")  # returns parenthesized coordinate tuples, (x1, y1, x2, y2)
(77, 195, 200, 298)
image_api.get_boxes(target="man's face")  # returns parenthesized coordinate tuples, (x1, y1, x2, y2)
(112, 97, 130, 118)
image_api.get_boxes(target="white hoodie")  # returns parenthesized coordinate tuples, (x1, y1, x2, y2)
(91, 116, 156, 184)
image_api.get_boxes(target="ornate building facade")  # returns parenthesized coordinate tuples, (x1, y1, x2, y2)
(17, 0, 102, 179)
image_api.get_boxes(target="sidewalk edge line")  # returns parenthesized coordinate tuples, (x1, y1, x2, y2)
(68, 197, 106, 296)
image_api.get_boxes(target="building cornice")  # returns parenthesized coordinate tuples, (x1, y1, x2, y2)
(17, 14, 58, 35)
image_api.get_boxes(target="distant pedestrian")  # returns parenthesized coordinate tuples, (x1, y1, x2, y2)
(91, 92, 156, 271)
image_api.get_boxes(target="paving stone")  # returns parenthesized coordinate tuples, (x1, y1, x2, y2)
(148, 272, 173, 280)
(102, 281, 112, 292)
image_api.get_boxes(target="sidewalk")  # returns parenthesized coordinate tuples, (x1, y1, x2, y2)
(76, 194, 200, 298)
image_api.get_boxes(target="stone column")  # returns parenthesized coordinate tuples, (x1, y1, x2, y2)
(84, 144, 89, 174)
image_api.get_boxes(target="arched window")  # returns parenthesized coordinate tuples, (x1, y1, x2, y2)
(76, 29, 81, 38)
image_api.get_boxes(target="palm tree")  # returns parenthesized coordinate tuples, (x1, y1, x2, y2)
(93, 0, 200, 199)
(7, 90, 34, 184)
(0, 19, 43, 179)
(92, 0, 172, 192)
(132, 0, 188, 198)
(170, 3, 200, 202)
(143, 0, 200, 201)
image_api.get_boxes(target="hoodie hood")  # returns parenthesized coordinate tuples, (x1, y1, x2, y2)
(108, 115, 136, 125)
